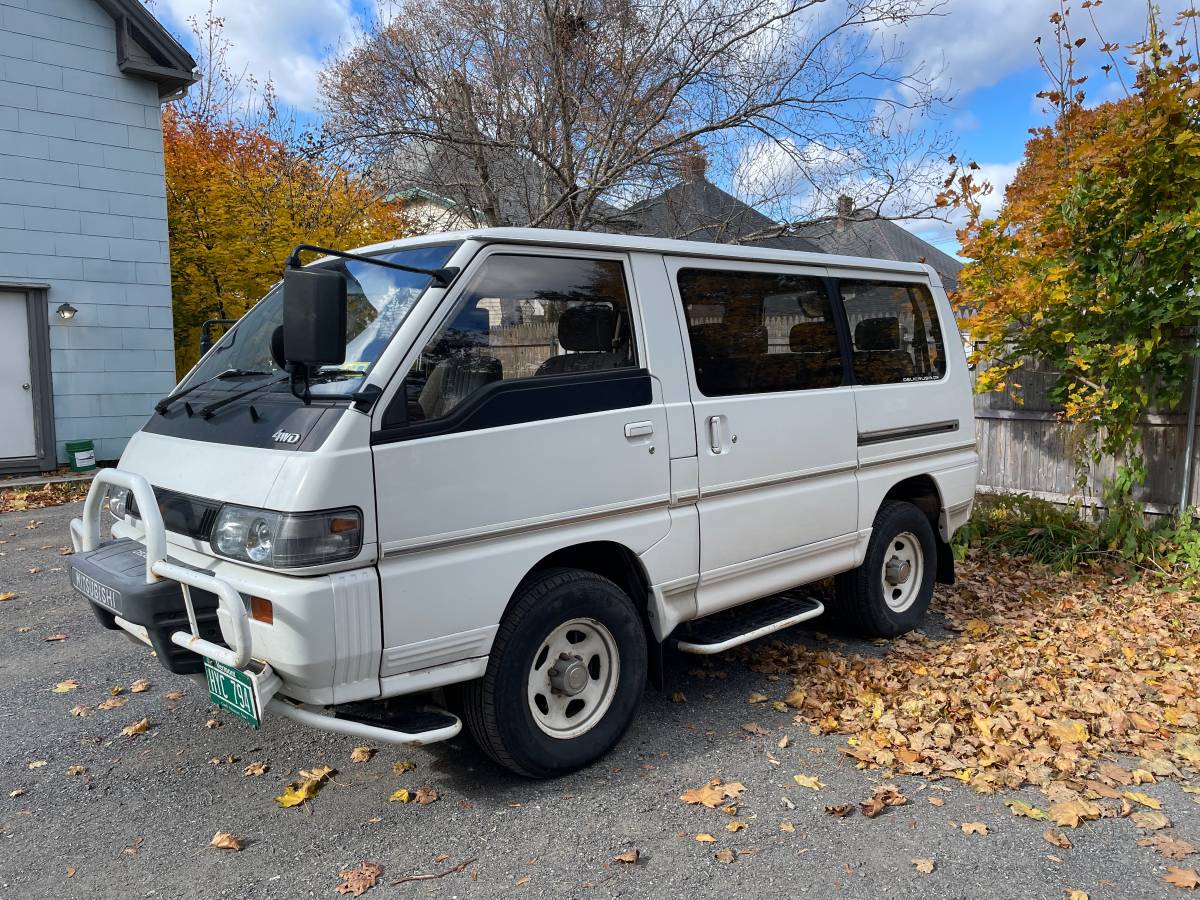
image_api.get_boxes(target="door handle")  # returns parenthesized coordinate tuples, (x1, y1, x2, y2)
(708, 415, 724, 453)
(624, 421, 654, 439)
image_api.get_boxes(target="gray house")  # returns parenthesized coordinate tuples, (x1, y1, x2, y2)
(0, 0, 195, 472)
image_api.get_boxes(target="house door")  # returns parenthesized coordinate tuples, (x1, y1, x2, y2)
(0, 291, 38, 460)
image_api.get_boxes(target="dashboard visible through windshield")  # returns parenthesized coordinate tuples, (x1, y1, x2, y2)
(180, 243, 461, 399)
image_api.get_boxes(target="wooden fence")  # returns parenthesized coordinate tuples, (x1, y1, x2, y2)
(972, 358, 1197, 515)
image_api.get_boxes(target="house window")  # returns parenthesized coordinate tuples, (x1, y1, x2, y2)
(677, 268, 844, 396)
(839, 280, 946, 385)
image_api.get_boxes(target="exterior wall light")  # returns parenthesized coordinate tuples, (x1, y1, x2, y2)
(56, 302, 77, 320)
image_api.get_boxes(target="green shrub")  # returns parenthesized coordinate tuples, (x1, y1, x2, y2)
(952, 493, 1100, 568)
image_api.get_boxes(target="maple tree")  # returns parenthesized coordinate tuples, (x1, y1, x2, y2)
(164, 9, 409, 377)
(952, 3, 1200, 509)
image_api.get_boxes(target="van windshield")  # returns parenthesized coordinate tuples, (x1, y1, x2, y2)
(182, 243, 461, 398)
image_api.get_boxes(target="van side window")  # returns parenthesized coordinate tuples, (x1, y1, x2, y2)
(677, 268, 843, 397)
(838, 280, 946, 385)
(403, 255, 636, 422)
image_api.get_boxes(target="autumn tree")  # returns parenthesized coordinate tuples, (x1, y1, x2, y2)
(165, 9, 409, 376)
(320, 0, 954, 235)
(954, 2, 1200, 513)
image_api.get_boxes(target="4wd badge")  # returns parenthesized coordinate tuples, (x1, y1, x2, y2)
(272, 430, 301, 444)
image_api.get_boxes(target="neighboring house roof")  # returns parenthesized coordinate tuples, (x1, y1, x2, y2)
(93, 0, 198, 99)
(792, 202, 963, 291)
(624, 175, 822, 253)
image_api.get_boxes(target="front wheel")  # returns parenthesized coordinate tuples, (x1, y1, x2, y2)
(834, 501, 937, 638)
(462, 568, 647, 778)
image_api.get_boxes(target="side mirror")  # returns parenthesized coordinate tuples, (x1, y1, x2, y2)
(282, 267, 347, 368)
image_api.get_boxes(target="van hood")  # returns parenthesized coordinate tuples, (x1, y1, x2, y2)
(118, 429, 291, 509)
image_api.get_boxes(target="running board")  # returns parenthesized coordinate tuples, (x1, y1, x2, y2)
(673, 594, 825, 655)
(268, 701, 462, 747)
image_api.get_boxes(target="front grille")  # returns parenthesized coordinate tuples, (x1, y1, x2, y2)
(127, 488, 222, 542)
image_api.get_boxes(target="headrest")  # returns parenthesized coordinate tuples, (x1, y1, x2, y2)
(855, 317, 901, 351)
(689, 321, 767, 359)
(558, 303, 616, 351)
(790, 322, 839, 354)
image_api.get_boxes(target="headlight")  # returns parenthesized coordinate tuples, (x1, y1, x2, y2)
(108, 487, 131, 520)
(211, 505, 362, 568)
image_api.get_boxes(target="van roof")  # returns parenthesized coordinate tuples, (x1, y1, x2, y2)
(350, 227, 938, 281)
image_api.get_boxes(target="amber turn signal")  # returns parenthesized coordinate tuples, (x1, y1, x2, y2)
(250, 596, 274, 625)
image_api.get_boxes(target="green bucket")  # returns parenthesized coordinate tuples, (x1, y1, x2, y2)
(65, 439, 97, 472)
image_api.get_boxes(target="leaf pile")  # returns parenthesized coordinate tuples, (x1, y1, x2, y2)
(0, 481, 90, 513)
(749, 554, 1200, 796)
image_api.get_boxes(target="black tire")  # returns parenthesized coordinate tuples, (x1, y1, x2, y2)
(462, 567, 647, 778)
(834, 500, 937, 638)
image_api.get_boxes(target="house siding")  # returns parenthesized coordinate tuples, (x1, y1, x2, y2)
(0, 0, 175, 463)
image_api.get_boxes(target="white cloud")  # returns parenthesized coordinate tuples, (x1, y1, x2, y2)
(153, 0, 362, 110)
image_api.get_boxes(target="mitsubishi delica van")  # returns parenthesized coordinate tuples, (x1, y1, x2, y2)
(68, 228, 977, 777)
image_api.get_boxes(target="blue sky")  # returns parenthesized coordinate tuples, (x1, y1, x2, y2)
(148, 0, 1155, 257)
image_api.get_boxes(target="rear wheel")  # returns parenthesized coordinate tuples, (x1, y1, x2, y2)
(462, 568, 647, 777)
(834, 501, 936, 638)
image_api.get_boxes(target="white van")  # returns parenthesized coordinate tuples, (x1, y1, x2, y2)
(69, 228, 977, 777)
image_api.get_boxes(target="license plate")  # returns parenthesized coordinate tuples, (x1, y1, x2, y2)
(204, 658, 261, 728)
(72, 568, 121, 613)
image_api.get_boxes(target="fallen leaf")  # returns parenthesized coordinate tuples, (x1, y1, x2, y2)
(243, 761, 267, 777)
(69, 705, 90, 717)
(726, 821, 747, 832)
(209, 832, 242, 851)
(392, 760, 416, 775)
(1132, 810, 1172, 830)
(1043, 829, 1073, 849)
(66, 867, 74, 878)
(0, 592, 14, 602)
(108, 686, 123, 696)
(66, 765, 86, 776)
(1006, 800, 1048, 820)
(9, 789, 25, 798)
(1163, 867, 1200, 890)
(1123, 791, 1162, 810)
(130, 679, 150, 693)
(44, 634, 66, 642)
(52, 679, 79, 693)
(1064, 891, 1089, 900)
(912, 858, 935, 874)
(97, 697, 127, 710)
(861, 784, 907, 818)
(961, 821, 988, 835)
(671, 691, 686, 703)
(748, 692, 769, 704)
(612, 849, 640, 864)
(1138, 835, 1197, 860)
(124, 837, 143, 857)
(165, 691, 185, 701)
(27, 760, 46, 769)
(741, 722, 768, 736)
(793, 774, 825, 790)
(276, 766, 333, 808)
(350, 746, 373, 763)
(389, 788, 412, 803)
(681, 779, 745, 808)
(928, 796, 945, 807)
(336, 862, 384, 896)
(695, 833, 716, 843)
(777, 735, 790, 749)
(1049, 798, 1100, 828)
(515, 875, 530, 886)
(1047, 718, 1089, 745)
(414, 786, 439, 805)
(780, 821, 795, 832)
(205, 719, 221, 729)
(713, 849, 736, 864)
(824, 804, 854, 817)
(121, 718, 149, 737)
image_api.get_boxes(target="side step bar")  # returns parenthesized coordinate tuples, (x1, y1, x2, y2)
(673, 594, 825, 655)
(268, 701, 462, 747)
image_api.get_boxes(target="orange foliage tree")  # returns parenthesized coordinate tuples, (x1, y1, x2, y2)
(164, 9, 409, 377)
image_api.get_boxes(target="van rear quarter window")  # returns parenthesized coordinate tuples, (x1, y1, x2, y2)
(839, 280, 946, 385)
(676, 268, 843, 397)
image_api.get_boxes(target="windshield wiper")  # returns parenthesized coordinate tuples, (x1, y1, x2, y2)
(199, 375, 290, 420)
(155, 368, 272, 415)
(285, 243, 458, 287)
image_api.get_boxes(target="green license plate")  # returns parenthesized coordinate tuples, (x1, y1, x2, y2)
(204, 658, 260, 728)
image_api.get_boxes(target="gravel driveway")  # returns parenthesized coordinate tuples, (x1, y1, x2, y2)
(1, 500, 1196, 899)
